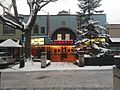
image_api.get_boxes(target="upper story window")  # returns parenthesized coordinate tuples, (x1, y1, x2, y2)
(3, 25, 15, 35)
(61, 21, 66, 25)
(57, 34, 62, 40)
(65, 34, 70, 40)
(41, 27, 45, 34)
(33, 24, 39, 34)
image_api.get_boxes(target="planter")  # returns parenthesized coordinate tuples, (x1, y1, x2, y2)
(114, 55, 120, 69)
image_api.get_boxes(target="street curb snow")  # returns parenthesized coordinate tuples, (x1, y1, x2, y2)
(0, 61, 113, 72)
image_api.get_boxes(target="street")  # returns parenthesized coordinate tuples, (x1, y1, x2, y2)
(0, 69, 113, 90)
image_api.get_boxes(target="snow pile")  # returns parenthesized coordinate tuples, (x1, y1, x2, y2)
(0, 62, 113, 72)
(79, 66, 113, 70)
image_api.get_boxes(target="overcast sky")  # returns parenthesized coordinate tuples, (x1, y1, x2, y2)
(14, 0, 120, 24)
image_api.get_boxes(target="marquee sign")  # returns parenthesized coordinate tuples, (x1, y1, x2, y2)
(54, 40, 74, 45)
(31, 38, 44, 45)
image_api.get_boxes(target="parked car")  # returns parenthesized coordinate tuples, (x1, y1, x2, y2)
(0, 52, 13, 66)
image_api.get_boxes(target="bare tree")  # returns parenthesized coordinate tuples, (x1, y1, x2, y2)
(0, 0, 57, 60)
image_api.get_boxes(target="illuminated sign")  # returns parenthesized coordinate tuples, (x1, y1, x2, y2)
(31, 38, 44, 45)
(91, 38, 106, 43)
(54, 40, 73, 45)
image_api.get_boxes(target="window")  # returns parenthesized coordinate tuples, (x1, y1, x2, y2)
(58, 49, 61, 55)
(54, 49, 57, 55)
(62, 21, 66, 25)
(58, 49, 60, 52)
(65, 34, 70, 40)
(3, 25, 15, 35)
(57, 34, 62, 40)
(68, 49, 70, 52)
(41, 27, 45, 34)
(34, 25, 39, 34)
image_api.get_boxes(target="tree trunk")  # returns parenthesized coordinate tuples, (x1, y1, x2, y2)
(25, 29, 31, 59)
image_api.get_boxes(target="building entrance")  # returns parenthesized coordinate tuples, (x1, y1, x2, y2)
(50, 45, 76, 62)
(31, 45, 77, 62)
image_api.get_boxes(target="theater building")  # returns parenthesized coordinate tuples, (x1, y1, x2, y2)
(23, 11, 107, 62)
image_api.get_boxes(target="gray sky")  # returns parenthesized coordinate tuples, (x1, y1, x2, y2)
(13, 0, 120, 24)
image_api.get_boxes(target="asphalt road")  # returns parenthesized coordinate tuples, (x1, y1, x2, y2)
(0, 69, 113, 90)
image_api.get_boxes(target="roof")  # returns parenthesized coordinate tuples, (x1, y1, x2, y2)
(0, 39, 21, 47)
(110, 38, 120, 42)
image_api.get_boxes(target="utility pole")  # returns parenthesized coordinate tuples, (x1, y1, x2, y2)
(41, 10, 50, 36)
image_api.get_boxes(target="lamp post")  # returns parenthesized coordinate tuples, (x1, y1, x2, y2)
(19, 14, 25, 68)
(76, 12, 85, 67)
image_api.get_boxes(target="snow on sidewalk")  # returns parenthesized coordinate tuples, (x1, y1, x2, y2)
(0, 61, 113, 72)
(46, 62, 113, 71)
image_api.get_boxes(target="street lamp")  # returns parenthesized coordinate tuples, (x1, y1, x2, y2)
(18, 14, 25, 68)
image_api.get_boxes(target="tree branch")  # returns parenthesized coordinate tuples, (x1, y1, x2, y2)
(12, 0, 19, 19)
(0, 3, 8, 10)
(38, 0, 57, 11)
(5, 11, 21, 24)
(7, 1, 13, 13)
(0, 15, 22, 30)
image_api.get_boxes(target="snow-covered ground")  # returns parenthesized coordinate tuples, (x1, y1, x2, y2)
(0, 61, 113, 72)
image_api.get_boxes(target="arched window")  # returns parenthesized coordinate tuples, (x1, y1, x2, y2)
(34, 24, 39, 34)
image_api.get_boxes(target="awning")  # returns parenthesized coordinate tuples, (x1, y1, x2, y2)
(110, 38, 120, 42)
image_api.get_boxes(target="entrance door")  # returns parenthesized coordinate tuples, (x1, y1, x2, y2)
(61, 46, 67, 61)
(51, 46, 76, 62)
(51, 46, 61, 62)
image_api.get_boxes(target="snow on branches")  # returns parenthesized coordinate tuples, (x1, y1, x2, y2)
(78, 0, 102, 14)
(0, 0, 58, 30)
(75, 0, 111, 57)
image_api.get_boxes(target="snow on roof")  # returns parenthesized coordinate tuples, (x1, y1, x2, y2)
(110, 38, 120, 42)
(0, 39, 21, 47)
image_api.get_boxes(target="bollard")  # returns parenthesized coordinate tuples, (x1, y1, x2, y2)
(78, 54, 85, 67)
(41, 52, 47, 68)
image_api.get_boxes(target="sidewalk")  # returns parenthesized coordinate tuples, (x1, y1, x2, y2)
(0, 61, 113, 72)
(0, 65, 113, 90)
